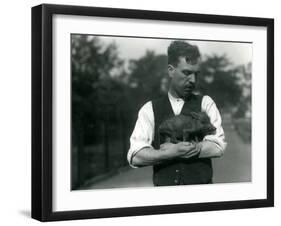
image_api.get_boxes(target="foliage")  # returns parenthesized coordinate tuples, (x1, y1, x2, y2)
(71, 35, 128, 188)
(72, 35, 126, 145)
(197, 54, 242, 110)
(128, 51, 168, 107)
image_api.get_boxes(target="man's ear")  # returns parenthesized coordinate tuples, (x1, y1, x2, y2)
(168, 64, 175, 78)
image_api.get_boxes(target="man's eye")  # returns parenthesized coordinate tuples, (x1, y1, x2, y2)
(182, 70, 192, 76)
(182, 70, 199, 76)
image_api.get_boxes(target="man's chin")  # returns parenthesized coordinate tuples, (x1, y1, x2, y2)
(183, 89, 193, 98)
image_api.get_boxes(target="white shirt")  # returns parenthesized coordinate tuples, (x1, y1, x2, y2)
(127, 93, 227, 167)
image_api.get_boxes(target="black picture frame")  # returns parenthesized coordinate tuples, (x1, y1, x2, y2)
(31, 3, 274, 222)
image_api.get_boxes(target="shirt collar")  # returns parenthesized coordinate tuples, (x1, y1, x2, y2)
(168, 92, 184, 103)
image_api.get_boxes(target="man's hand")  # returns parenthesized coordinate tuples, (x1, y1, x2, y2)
(180, 142, 201, 159)
(160, 142, 197, 159)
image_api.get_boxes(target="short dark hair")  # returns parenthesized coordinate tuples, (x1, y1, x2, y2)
(167, 41, 200, 66)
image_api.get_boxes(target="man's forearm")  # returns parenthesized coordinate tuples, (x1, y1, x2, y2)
(131, 147, 170, 167)
(131, 142, 198, 167)
(198, 140, 224, 158)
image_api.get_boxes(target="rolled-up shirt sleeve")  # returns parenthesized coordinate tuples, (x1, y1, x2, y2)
(201, 95, 227, 154)
(127, 101, 155, 167)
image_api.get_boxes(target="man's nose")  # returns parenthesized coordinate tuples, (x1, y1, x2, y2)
(189, 74, 196, 83)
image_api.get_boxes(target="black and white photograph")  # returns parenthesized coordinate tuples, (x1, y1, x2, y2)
(31, 4, 273, 221)
(71, 35, 252, 190)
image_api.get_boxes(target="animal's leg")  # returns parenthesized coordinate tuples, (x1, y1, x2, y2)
(183, 129, 190, 141)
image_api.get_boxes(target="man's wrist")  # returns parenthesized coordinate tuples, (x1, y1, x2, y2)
(194, 142, 203, 157)
(159, 142, 180, 159)
(197, 140, 223, 158)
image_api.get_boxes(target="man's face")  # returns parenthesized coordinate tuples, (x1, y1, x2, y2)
(168, 56, 200, 98)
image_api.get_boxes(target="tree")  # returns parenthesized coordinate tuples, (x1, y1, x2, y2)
(128, 51, 168, 108)
(71, 35, 126, 188)
(232, 62, 252, 118)
(71, 35, 124, 144)
(197, 54, 242, 111)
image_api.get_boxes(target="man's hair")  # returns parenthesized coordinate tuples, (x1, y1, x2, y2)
(167, 41, 200, 66)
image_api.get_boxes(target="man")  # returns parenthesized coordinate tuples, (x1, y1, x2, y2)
(127, 40, 227, 186)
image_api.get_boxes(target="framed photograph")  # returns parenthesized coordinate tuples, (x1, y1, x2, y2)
(32, 4, 274, 221)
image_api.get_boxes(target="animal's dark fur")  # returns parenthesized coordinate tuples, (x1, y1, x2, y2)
(158, 112, 216, 144)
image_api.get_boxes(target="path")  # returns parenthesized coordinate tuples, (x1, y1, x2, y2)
(83, 123, 251, 189)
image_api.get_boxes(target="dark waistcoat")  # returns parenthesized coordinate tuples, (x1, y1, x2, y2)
(151, 94, 213, 186)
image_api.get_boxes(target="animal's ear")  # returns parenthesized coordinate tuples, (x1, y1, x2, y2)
(189, 111, 200, 120)
(159, 118, 174, 132)
(199, 112, 211, 123)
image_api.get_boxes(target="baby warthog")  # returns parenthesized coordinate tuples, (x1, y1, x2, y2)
(158, 112, 216, 144)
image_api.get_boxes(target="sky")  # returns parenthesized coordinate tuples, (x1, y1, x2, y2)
(99, 35, 252, 67)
